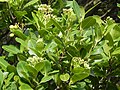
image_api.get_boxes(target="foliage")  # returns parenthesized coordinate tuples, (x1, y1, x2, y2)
(0, 0, 120, 90)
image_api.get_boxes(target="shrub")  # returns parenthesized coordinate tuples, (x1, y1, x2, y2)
(0, 0, 120, 90)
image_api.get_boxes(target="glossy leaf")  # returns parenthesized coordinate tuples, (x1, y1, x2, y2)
(14, 11, 27, 19)
(17, 61, 28, 78)
(10, 29, 27, 40)
(7, 65, 17, 74)
(110, 25, 120, 40)
(32, 12, 40, 29)
(112, 47, 120, 55)
(0, 70, 4, 89)
(15, 37, 28, 48)
(23, 0, 39, 9)
(81, 16, 96, 29)
(5, 72, 14, 85)
(104, 23, 116, 36)
(0, 57, 9, 71)
(19, 84, 33, 90)
(60, 73, 70, 82)
(6, 82, 17, 90)
(40, 75, 53, 83)
(2, 45, 20, 54)
(42, 60, 52, 75)
(72, 67, 84, 73)
(26, 65, 38, 78)
(70, 69, 90, 84)
(73, 0, 80, 19)
(50, 18, 64, 34)
(35, 61, 45, 72)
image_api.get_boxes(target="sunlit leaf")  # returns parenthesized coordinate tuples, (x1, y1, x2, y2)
(40, 75, 52, 83)
(17, 61, 29, 78)
(81, 16, 96, 29)
(2, 45, 20, 54)
(0, 57, 9, 71)
(50, 18, 64, 35)
(60, 73, 70, 81)
(19, 84, 33, 90)
(23, 0, 39, 9)
(73, 0, 80, 19)
(0, 70, 4, 89)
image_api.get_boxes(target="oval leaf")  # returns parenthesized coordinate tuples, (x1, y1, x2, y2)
(17, 61, 28, 78)
(0, 57, 9, 71)
(2, 45, 20, 54)
(23, 0, 39, 9)
(81, 16, 96, 29)
(73, 0, 81, 19)
(60, 73, 70, 81)
(40, 76, 53, 83)
(19, 84, 33, 90)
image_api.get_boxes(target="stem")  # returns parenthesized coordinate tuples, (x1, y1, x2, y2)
(85, 2, 101, 15)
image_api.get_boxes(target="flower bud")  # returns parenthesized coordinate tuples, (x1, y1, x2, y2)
(9, 33, 14, 37)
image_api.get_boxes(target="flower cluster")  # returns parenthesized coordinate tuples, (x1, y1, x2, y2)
(72, 57, 90, 69)
(63, 8, 76, 22)
(38, 4, 53, 14)
(27, 56, 44, 66)
(38, 4, 57, 24)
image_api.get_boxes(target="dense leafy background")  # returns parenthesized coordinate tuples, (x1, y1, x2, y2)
(0, 0, 120, 90)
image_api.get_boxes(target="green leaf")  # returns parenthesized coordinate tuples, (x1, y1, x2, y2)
(14, 11, 27, 19)
(0, 70, 4, 89)
(35, 61, 45, 72)
(60, 73, 70, 81)
(79, 6, 85, 20)
(36, 39, 44, 51)
(0, 57, 9, 71)
(72, 67, 84, 73)
(15, 37, 28, 48)
(73, 0, 81, 19)
(28, 39, 36, 49)
(7, 82, 17, 90)
(7, 65, 17, 74)
(110, 25, 120, 40)
(32, 12, 39, 29)
(19, 84, 33, 90)
(91, 47, 103, 55)
(81, 16, 96, 29)
(41, 60, 51, 75)
(66, 1, 73, 8)
(26, 65, 38, 78)
(104, 23, 116, 36)
(103, 40, 111, 55)
(50, 18, 64, 35)
(40, 75, 53, 83)
(5, 72, 14, 84)
(28, 39, 41, 56)
(10, 29, 27, 40)
(48, 70, 59, 75)
(23, 0, 39, 9)
(54, 37, 64, 47)
(17, 61, 29, 78)
(29, 47, 41, 57)
(112, 47, 120, 55)
(2, 45, 20, 54)
(93, 15, 103, 25)
(94, 24, 102, 42)
(70, 69, 90, 84)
